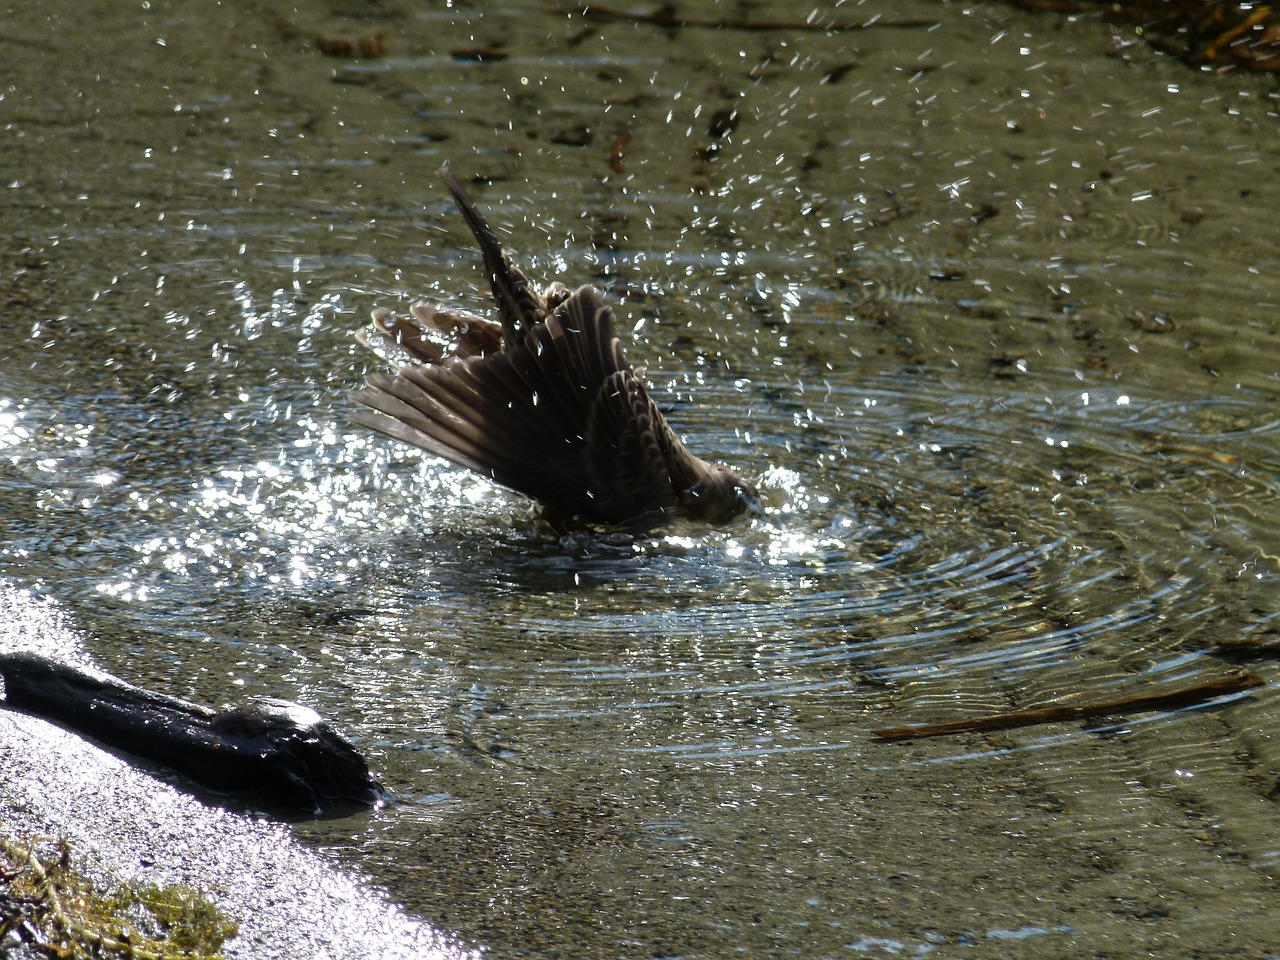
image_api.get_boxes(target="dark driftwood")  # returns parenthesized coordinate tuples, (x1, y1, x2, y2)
(0, 652, 382, 813)
(872, 672, 1265, 741)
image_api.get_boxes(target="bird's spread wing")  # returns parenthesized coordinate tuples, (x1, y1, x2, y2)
(353, 285, 685, 520)
(358, 303, 504, 365)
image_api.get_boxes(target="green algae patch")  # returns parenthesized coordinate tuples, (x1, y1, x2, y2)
(0, 835, 237, 959)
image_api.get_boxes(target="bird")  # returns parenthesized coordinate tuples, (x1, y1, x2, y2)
(350, 167, 758, 527)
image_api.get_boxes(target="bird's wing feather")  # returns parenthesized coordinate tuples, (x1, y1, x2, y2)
(582, 369, 681, 519)
(407, 303, 504, 359)
(440, 166, 545, 341)
(354, 285, 679, 517)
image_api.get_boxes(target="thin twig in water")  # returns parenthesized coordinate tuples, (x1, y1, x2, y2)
(872, 672, 1265, 741)
(571, 4, 939, 32)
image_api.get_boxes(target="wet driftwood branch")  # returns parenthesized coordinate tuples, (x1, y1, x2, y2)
(872, 672, 1265, 741)
(0, 652, 382, 813)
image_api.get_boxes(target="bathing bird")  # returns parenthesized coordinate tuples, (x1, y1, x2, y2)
(351, 168, 757, 526)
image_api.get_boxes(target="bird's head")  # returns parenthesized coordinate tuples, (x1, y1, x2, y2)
(679, 465, 762, 524)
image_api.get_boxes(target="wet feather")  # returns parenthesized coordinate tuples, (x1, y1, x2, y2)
(352, 167, 758, 525)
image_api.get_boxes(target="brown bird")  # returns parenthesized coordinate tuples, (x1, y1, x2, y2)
(351, 167, 758, 526)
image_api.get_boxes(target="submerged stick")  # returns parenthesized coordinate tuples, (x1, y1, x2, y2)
(872, 672, 1265, 741)
(573, 4, 939, 32)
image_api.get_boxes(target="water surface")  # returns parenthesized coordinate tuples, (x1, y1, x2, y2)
(2, 1, 1279, 957)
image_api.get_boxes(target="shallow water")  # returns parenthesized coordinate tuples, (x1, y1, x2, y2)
(3, 1, 1279, 957)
